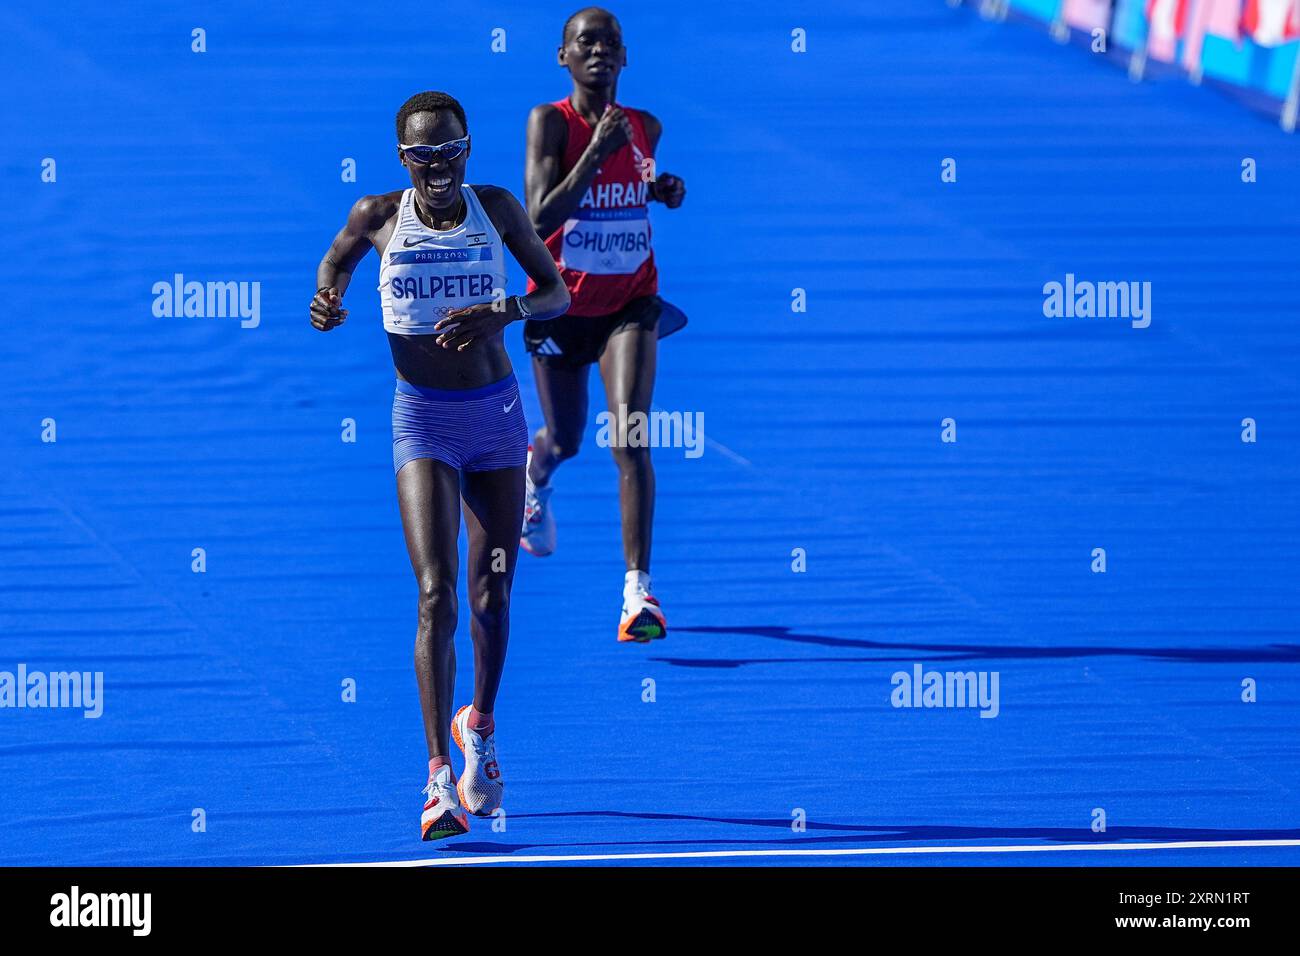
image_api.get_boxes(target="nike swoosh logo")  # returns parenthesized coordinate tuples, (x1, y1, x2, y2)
(402, 235, 441, 248)
(503, 398, 518, 413)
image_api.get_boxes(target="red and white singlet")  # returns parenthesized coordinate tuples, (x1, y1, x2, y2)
(527, 97, 658, 317)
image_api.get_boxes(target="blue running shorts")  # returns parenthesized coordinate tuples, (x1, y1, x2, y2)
(392, 374, 528, 475)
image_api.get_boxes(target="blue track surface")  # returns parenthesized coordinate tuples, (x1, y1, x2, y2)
(2, 2, 1298, 866)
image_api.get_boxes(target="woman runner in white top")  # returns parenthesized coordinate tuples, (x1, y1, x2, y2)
(310, 91, 569, 841)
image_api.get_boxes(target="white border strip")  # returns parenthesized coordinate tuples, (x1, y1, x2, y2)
(304, 839, 1300, 867)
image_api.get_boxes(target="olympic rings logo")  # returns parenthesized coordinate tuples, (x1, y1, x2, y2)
(396, 305, 459, 319)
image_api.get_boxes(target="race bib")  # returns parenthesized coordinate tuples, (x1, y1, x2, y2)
(561, 207, 651, 275)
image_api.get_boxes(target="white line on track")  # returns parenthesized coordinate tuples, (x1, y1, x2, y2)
(648, 401, 753, 468)
(303, 839, 1300, 867)
(701, 435, 753, 468)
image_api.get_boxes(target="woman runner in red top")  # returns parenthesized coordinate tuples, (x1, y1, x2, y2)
(519, 6, 688, 644)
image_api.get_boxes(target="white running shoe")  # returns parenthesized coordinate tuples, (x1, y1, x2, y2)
(618, 573, 667, 643)
(421, 765, 469, 840)
(520, 451, 556, 557)
(451, 705, 503, 816)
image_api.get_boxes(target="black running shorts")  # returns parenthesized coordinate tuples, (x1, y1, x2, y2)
(524, 295, 687, 368)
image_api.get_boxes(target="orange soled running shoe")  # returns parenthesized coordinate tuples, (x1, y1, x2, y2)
(451, 705, 503, 816)
(421, 764, 469, 841)
(618, 571, 666, 643)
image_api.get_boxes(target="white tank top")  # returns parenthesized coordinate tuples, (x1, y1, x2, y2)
(378, 186, 508, 335)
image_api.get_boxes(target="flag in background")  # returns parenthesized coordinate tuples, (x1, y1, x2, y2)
(1188, 0, 1298, 97)
(1111, 0, 1152, 50)
(1240, 0, 1300, 45)
(1182, 0, 1243, 72)
(1013, 0, 1299, 120)
(1146, 0, 1192, 60)
(1008, 0, 1062, 22)
(1062, 0, 1115, 30)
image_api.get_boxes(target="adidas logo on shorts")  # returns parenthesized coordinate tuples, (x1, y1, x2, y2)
(534, 337, 563, 356)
